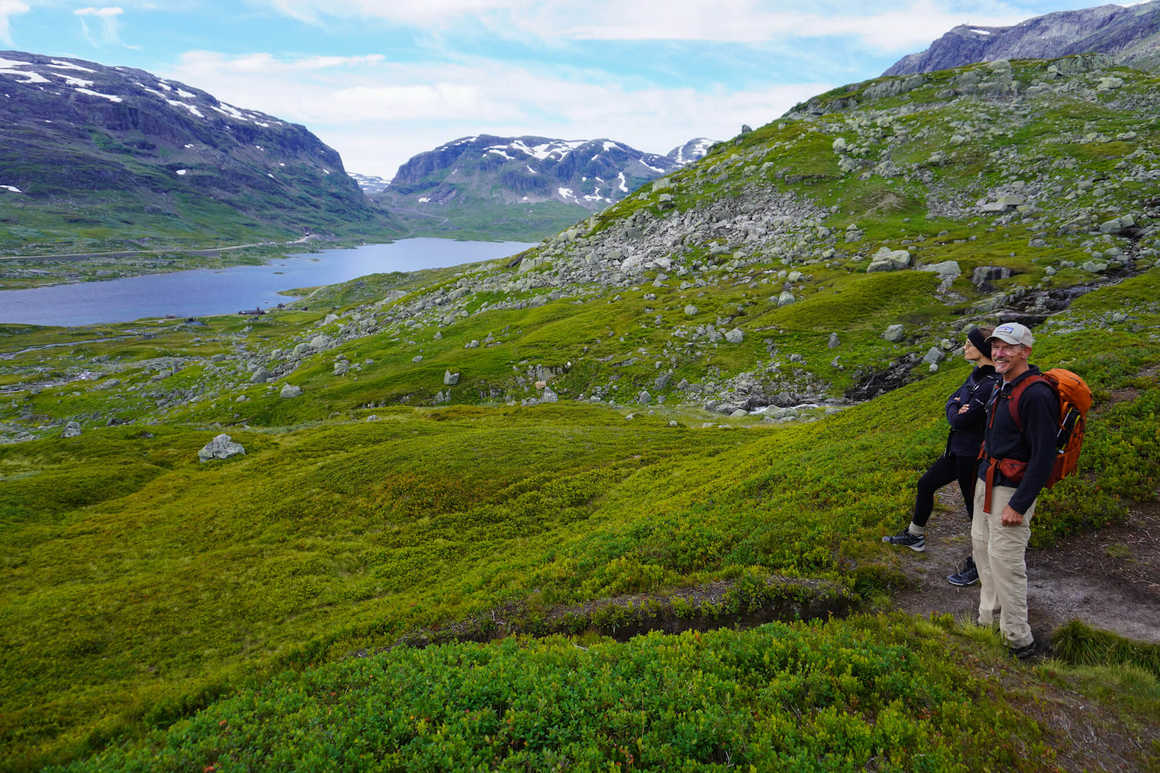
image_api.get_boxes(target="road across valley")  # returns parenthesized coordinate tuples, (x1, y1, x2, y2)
(0, 234, 318, 262)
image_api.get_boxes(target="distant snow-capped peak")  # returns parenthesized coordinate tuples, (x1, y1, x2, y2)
(666, 138, 714, 166)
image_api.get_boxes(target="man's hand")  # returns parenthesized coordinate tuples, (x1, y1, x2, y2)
(1001, 504, 1024, 526)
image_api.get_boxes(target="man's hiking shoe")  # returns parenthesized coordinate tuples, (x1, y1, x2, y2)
(882, 529, 925, 552)
(1009, 640, 1037, 661)
(947, 555, 979, 587)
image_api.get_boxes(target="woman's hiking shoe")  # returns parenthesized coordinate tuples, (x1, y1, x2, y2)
(882, 529, 925, 552)
(947, 555, 979, 587)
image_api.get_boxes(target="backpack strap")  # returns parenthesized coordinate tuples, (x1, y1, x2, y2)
(981, 372, 1048, 513)
(1003, 373, 1049, 432)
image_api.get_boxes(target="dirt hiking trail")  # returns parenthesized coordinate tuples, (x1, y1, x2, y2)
(890, 487, 1160, 647)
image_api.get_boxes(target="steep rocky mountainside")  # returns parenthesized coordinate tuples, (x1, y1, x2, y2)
(884, 0, 1160, 76)
(373, 135, 712, 241)
(0, 50, 393, 253)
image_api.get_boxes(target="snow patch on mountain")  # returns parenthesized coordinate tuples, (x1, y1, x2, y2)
(666, 138, 714, 166)
(75, 87, 122, 102)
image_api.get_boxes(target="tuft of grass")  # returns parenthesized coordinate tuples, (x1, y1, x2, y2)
(1051, 620, 1160, 679)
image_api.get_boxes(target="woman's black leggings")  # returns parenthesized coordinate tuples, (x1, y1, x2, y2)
(912, 453, 979, 527)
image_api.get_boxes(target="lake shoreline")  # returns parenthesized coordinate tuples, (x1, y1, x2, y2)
(0, 238, 536, 328)
(0, 233, 536, 291)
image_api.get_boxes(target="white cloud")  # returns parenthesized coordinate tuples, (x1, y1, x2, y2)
(75, 6, 125, 46)
(166, 50, 827, 177)
(265, 0, 523, 26)
(254, 0, 1036, 50)
(0, 0, 30, 46)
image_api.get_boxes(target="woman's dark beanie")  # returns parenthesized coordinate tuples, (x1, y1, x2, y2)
(967, 327, 992, 359)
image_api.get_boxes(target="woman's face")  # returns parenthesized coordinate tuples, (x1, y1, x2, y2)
(963, 339, 981, 362)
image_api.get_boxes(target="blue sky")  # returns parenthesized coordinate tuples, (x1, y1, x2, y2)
(0, 0, 1127, 177)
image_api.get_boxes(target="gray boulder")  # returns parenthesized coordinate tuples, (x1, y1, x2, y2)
(725, 328, 745, 344)
(884, 324, 906, 342)
(62, 421, 82, 438)
(867, 247, 911, 272)
(198, 433, 246, 462)
(280, 384, 303, 398)
(972, 266, 1013, 288)
(1099, 215, 1135, 235)
(444, 370, 461, 386)
(919, 260, 962, 291)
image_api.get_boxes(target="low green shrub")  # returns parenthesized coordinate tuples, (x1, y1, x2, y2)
(57, 616, 1056, 772)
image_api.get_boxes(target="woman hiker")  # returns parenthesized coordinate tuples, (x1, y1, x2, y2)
(883, 326, 998, 586)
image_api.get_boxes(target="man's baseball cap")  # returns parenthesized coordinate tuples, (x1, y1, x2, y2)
(987, 322, 1034, 347)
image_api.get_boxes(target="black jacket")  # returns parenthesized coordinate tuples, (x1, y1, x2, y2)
(944, 365, 998, 457)
(977, 365, 1060, 514)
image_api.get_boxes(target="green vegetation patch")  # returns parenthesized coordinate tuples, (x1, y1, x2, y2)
(60, 615, 1057, 772)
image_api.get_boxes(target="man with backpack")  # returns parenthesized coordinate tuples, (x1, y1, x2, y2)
(974, 322, 1059, 660)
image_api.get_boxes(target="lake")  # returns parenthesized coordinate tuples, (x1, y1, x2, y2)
(0, 239, 535, 327)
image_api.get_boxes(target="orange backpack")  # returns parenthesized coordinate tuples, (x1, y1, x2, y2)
(981, 368, 1092, 512)
(1006, 368, 1093, 487)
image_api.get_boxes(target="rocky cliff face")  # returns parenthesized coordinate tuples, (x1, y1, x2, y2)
(883, 1, 1160, 76)
(0, 50, 384, 242)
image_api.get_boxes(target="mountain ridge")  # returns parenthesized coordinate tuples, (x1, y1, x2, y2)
(884, 0, 1160, 75)
(371, 133, 713, 241)
(0, 50, 398, 255)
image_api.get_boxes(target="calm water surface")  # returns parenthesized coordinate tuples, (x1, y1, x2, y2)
(0, 239, 534, 327)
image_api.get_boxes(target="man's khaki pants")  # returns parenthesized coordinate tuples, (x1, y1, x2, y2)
(972, 483, 1036, 649)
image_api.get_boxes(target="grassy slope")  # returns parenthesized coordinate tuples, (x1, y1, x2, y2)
(3, 270, 1159, 769)
(1, 58, 1160, 769)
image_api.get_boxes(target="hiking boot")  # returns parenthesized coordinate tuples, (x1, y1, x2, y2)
(882, 529, 925, 552)
(1009, 640, 1037, 661)
(947, 555, 979, 587)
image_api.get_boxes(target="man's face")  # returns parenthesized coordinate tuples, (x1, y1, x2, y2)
(990, 339, 1029, 376)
